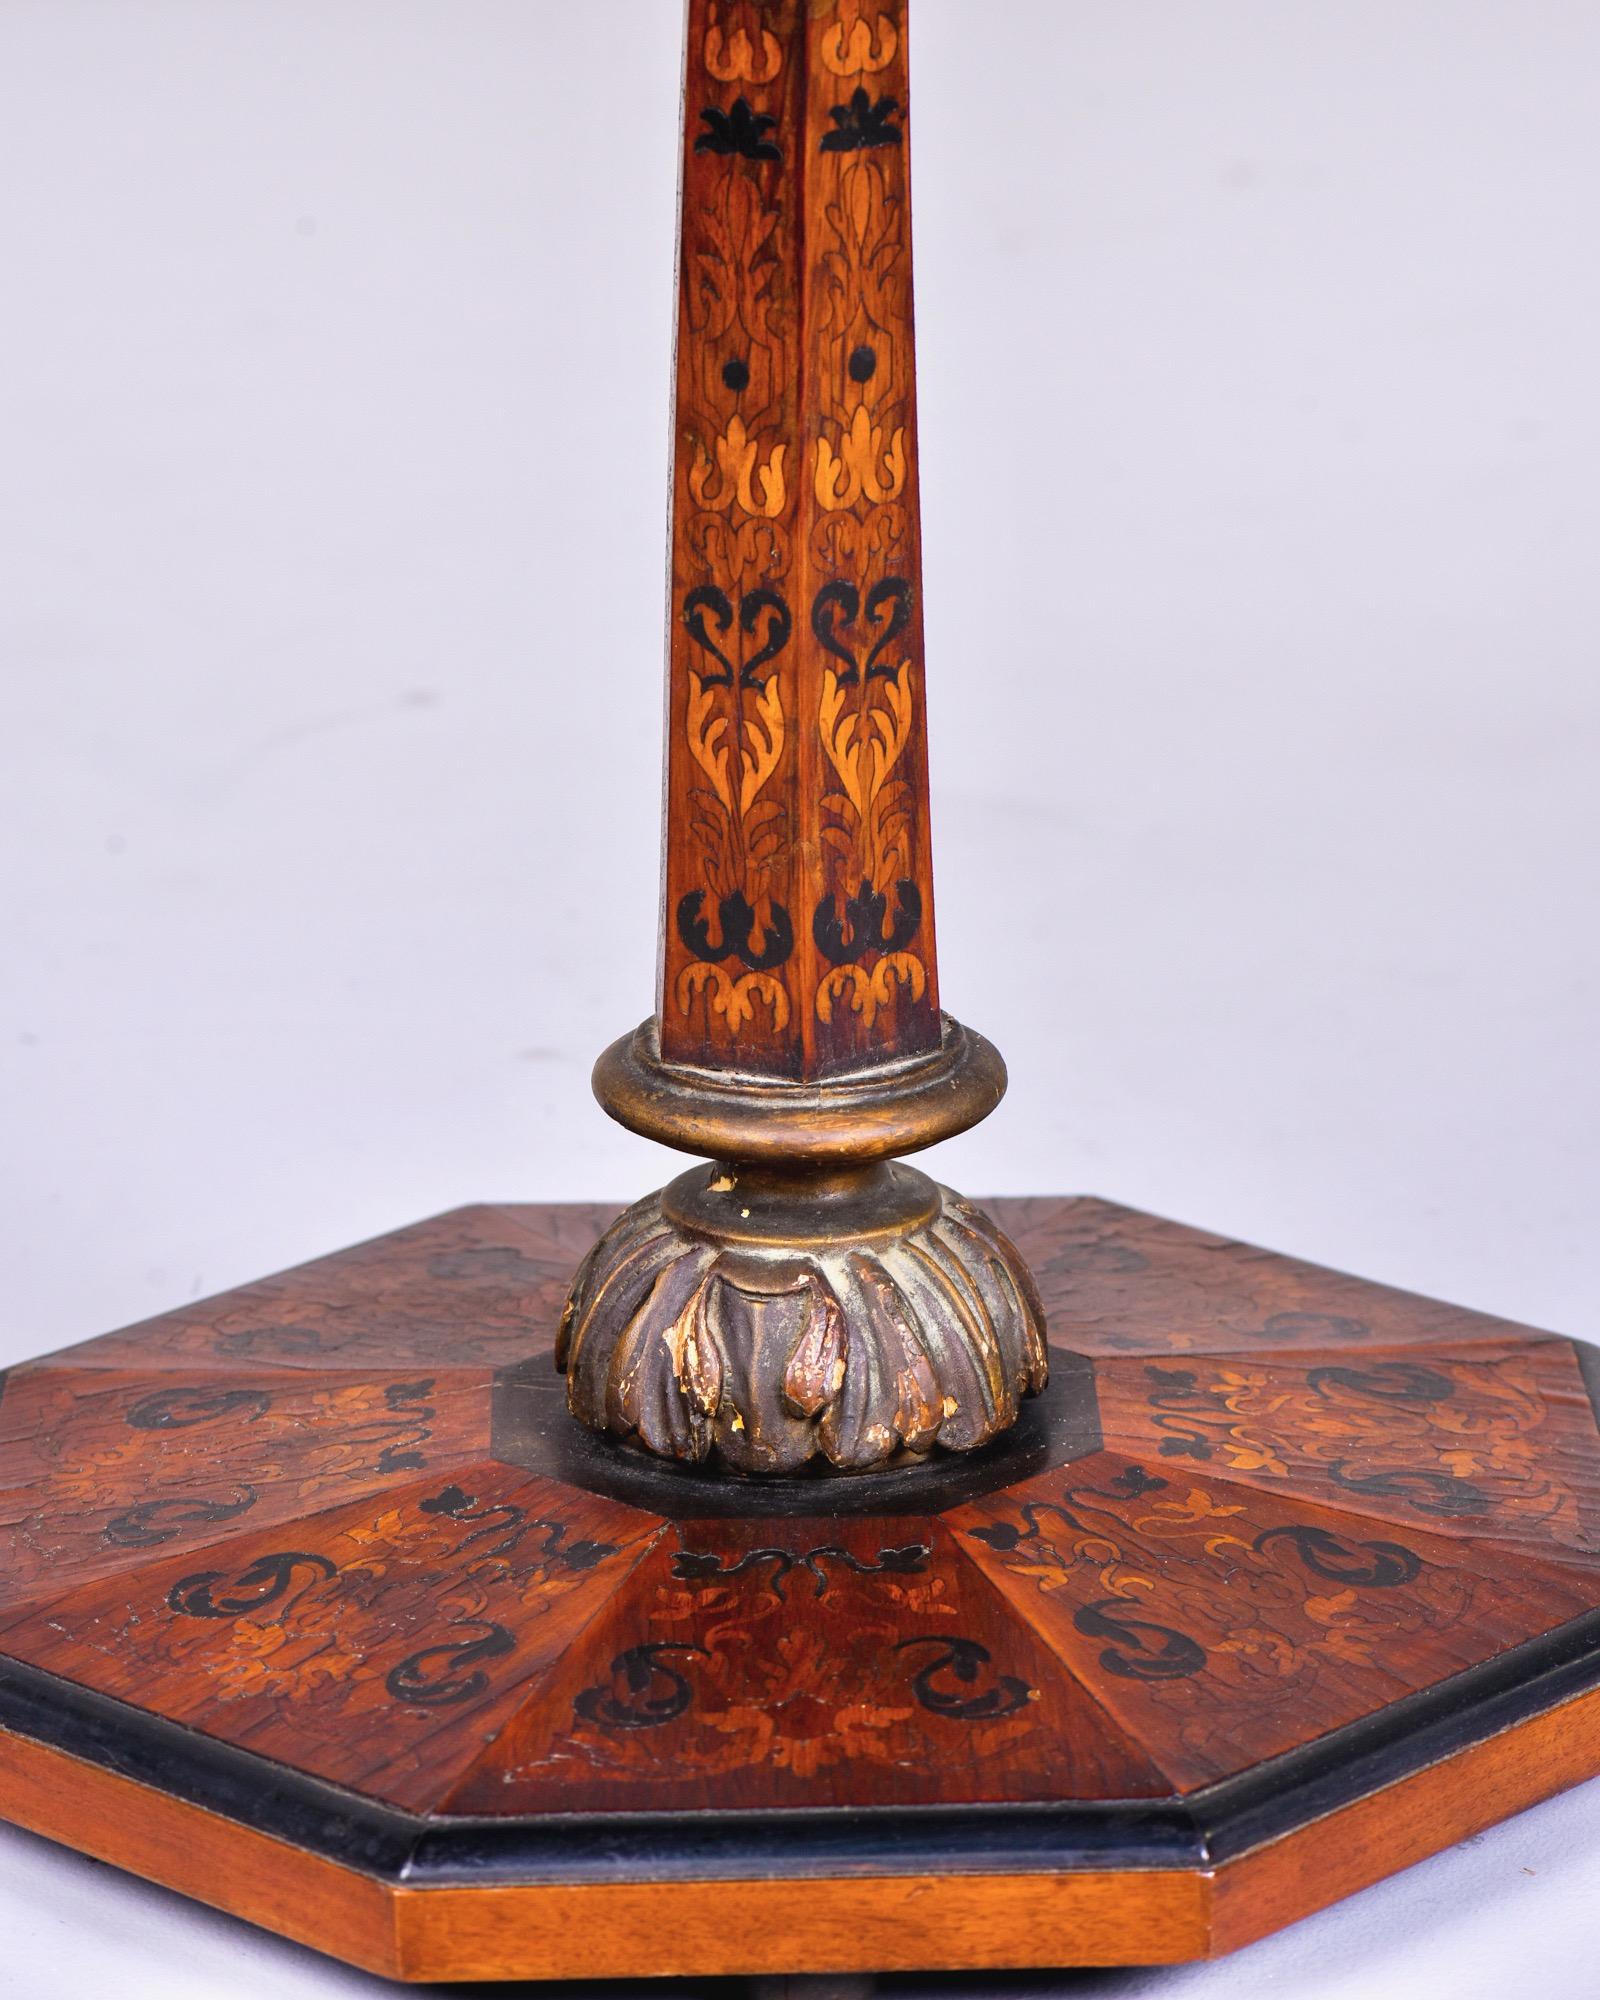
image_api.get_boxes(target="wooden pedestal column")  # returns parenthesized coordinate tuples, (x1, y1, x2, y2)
(4, 2, 1598, 1986)
(557, 0, 1045, 1476)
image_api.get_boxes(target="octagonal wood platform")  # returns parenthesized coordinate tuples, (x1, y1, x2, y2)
(3, 1196, 1600, 1982)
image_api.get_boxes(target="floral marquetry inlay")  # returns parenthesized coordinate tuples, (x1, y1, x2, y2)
(7, 1198, 1600, 1820)
(6, 1195, 1600, 1975)
(662, 0, 939, 1078)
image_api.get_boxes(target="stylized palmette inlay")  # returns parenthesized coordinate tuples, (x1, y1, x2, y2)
(662, 0, 939, 1078)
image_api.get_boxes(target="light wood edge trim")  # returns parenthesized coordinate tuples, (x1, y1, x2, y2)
(0, 1723, 1209, 1980)
(1212, 1677, 1600, 1955)
(389, 1869, 1210, 1982)
(0, 1726, 400, 1978)
(7, 1679, 1600, 1982)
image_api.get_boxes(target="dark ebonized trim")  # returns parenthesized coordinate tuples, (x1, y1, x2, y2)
(0, 1656, 419, 1876)
(1196, 1601, 1600, 1864)
(1571, 1337, 1600, 1438)
(5, 1605, 1600, 1889)
(490, 1346, 1102, 1518)
(405, 1797, 1203, 1884)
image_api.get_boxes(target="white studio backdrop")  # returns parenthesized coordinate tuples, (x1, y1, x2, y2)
(1, 3, 1596, 1996)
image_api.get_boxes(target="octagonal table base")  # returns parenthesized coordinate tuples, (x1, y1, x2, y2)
(3, 1196, 1600, 1982)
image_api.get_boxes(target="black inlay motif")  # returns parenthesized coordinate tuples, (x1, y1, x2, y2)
(897, 1637, 1034, 1720)
(1073, 1600, 1207, 1681)
(1308, 1363, 1454, 1404)
(862, 576, 911, 677)
(696, 97, 780, 160)
(128, 1387, 271, 1431)
(419, 1484, 618, 1571)
(966, 1469, 1167, 1556)
(1089, 1465, 1170, 1499)
(214, 1324, 331, 1359)
(821, 88, 902, 152)
(684, 582, 791, 689)
(347, 1377, 436, 1476)
(386, 1622, 516, 1707)
(671, 1542, 929, 1601)
(678, 888, 795, 972)
(967, 1501, 1078, 1555)
(722, 356, 750, 392)
(684, 582, 736, 682)
(168, 1551, 336, 1620)
(848, 343, 877, 382)
(1142, 1363, 1219, 1460)
(740, 585, 792, 684)
(813, 878, 921, 966)
(574, 1644, 706, 1730)
(811, 579, 860, 674)
(1253, 1524, 1423, 1588)
(809, 576, 910, 686)
(1328, 1462, 1491, 1518)
(103, 1489, 258, 1549)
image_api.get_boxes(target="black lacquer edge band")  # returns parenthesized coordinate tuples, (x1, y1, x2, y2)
(4, 1604, 1600, 1889)
(0, 1654, 418, 1876)
(1572, 1339, 1600, 1437)
(1197, 1599, 1600, 1864)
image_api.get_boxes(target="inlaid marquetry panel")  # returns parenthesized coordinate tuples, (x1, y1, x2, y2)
(0, 1464, 664, 1811)
(953, 1451, 1600, 1792)
(6, 1193, 1599, 1825)
(3, 1191, 1600, 1975)
(1092, 1339, 1600, 1566)
(661, 0, 939, 1077)
(445, 1516, 1165, 1815)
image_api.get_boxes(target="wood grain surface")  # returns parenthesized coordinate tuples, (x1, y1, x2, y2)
(3, 1190, 1600, 1979)
(6, 1672, 1600, 1979)
(660, 0, 940, 1077)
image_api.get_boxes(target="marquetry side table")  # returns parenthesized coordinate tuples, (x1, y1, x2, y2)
(3, 2, 1597, 1984)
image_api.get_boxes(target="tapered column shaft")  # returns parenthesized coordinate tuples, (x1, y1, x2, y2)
(660, 0, 940, 1080)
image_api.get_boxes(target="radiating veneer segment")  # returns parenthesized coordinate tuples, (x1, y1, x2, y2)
(444, 1514, 1167, 1815)
(0, 1362, 499, 1616)
(38, 1202, 608, 1375)
(1002, 1194, 1570, 1356)
(0, 1464, 666, 1812)
(951, 1448, 1600, 1793)
(1092, 1337, 1600, 1568)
